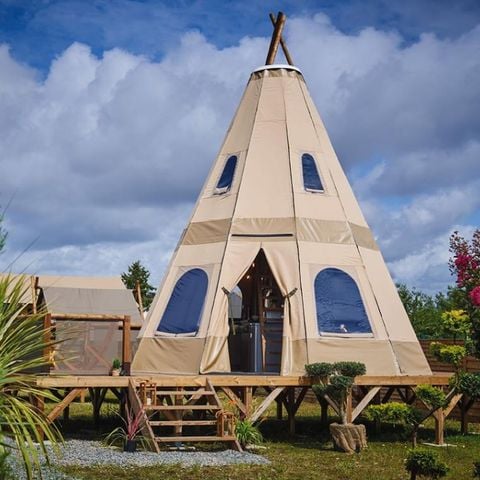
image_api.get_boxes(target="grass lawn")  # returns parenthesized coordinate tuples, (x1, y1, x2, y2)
(49, 395, 479, 480)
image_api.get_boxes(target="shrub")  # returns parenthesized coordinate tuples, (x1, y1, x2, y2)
(334, 361, 366, 378)
(415, 385, 447, 410)
(429, 342, 467, 368)
(304, 362, 335, 377)
(365, 402, 419, 427)
(0, 275, 62, 478)
(405, 448, 448, 480)
(455, 372, 480, 399)
(235, 420, 263, 447)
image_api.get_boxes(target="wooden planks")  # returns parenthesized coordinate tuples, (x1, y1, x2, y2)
(36, 373, 452, 389)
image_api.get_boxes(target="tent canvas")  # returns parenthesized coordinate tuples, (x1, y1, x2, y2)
(132, 46, 430, 377)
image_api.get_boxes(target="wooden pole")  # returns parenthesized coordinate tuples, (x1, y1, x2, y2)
(135, 280, 144, 316)
(43, 313, 52, 370)
(122, 315, 131, 375)
(269, 13, 294, 65)
(265, 11, 287, 65)
(287, 388, 296, 434)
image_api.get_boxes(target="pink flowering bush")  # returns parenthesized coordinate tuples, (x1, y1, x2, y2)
(470, 286, 480, 307)
(449, 230, 480, 356)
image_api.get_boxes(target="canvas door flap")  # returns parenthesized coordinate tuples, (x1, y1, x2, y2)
(263, 242, 305, 375)
(200, 241, 261, 373)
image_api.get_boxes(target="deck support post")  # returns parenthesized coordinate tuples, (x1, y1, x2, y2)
(122, 315, 131, 375)
(243, 387, 253, 418)
(276, 396, 283, 420)
(287, 388, 295, 434)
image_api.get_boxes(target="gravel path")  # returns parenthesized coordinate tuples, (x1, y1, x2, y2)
(6, 439, 270, 479)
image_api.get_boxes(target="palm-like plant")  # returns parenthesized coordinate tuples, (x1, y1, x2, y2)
(0, 274, 62, 479)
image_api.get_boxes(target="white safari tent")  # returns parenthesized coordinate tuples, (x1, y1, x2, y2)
(132, 20, 431, 378)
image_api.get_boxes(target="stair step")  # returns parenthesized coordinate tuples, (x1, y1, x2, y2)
(155, 435, 236, 443)
(145, 404, 221, 411)
(150, 420, 217, 426)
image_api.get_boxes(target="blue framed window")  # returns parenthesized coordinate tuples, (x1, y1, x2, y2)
(157, 268, 208, 335)
(302, 153, 323, 192)
(314, 268, 371, 335)
(215, 155, 237, 193)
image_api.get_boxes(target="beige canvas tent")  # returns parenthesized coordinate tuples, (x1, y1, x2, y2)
(132, 35, 431, 377)
(1, 273, 144, 374)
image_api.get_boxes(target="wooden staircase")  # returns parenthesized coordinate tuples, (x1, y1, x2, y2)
(129, 379, 241, 451)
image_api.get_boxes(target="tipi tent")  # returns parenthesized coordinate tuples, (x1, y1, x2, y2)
(132, 16, 431, 377)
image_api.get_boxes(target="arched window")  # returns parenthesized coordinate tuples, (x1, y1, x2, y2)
(157, 268, 208, 335)
(314, 268, 371, 334)
(302, 153, 323, 192)
(215, 155, 238, 194)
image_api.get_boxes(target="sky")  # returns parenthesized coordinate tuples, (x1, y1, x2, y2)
(0, 0, 479, 294)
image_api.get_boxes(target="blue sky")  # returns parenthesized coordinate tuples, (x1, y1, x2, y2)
(0, 0, 479, 293)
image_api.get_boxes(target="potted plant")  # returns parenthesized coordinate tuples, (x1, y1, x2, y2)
(105, 406, 146, 452)
(305, 361, 366, 453)
(110, 358, 122, 376)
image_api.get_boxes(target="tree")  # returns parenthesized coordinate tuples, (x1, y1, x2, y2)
(448, 230, 480, 357)
(121, 260, 156, 310)
(397, 284, 443, 338)
(306, 361, 367, 453)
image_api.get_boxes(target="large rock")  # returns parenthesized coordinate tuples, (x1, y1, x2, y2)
(329, 423, 367, 454)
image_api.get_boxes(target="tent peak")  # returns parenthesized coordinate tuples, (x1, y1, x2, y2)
(266, 12, 294, 66)
(253, 64, 302, 74)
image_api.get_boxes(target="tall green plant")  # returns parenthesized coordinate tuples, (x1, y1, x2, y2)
(0, 275, 62, 479)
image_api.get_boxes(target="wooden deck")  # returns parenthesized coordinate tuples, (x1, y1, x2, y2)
(35, 373, 452, 389)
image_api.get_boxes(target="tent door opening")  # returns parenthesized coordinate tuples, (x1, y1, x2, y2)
(228, 250, 283, 374)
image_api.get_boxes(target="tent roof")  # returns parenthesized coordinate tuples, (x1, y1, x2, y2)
(42, 286, 143, 327)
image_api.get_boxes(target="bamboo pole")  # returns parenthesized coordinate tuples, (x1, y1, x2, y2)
(265, 11, 286, 65)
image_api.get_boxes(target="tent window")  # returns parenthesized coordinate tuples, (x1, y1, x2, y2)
(215, 155, 237, 194)
(302, 153, 323, 192)
(157, 268, 208, 335)
(314, 268, 371, 335)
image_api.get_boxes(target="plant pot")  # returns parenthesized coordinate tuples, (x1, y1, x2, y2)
(329, 423, 367, 454)
(124, 439, 136, 452)
(111, 369, 121, 376)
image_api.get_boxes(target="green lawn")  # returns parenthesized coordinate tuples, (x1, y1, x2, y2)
(50, 396, 479, 480)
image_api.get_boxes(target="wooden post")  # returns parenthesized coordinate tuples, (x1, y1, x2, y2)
(434, 410, 445, 445)
(135, 280, 144, 317)
(276, 397, 283, 420)
(30, 275, 38, 313)
(287, 388, 295, 434)
(43, 313, 52, 370)
(269, 13, 294, 65)
(265, 12, 286, 65)
(244, 387, 253, 418)
(122, 315, 131, 375)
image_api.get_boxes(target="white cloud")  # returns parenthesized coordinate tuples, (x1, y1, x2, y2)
(1, 15, 479, 291)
